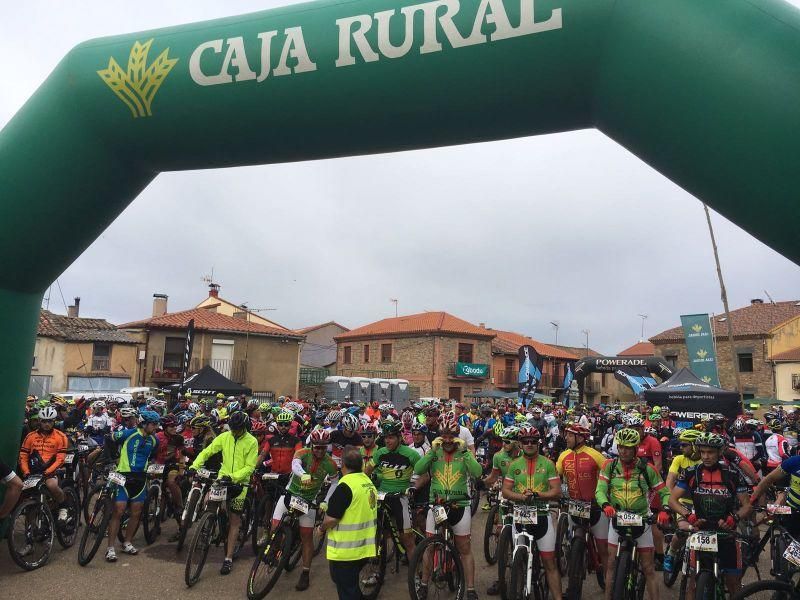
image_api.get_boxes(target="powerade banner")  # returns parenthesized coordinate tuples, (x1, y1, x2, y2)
(518, 345, 542, 407)
(680, 314, 720, 386)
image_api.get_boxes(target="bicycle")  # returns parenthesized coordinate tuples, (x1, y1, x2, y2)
(679, 526, 749, 599)
(661, 524, 688, 588)
(184, 477, 252, 587)
(250, 471, 288, 553)
(141, 461, 182, 544)
(554, 489, 570, 576)
(246, 492, 321, 599)
(483, 483, 502, 565)
(176, 467, 217, 551)
(495, 499, 516, 600)
(360, 490, 413, 600)
(564, 499, 604, 599)
(508, 501, 549, 600)
(608, 511, 655, 600)
(77, 469, 128, 566)
(407, 495, 467, 600)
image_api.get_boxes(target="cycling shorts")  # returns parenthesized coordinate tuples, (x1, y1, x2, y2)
(386, 494, 411, 532)
(569, 507, 609, 542)
(525, 512, 556, 558)
(0, 460, 16, 483)
(688, 536, 742, 575)
(426, 505, 470, 536)
(607, 523, 653, 551)
(116, 475, 147, 504)
(273, 494, 316, 528)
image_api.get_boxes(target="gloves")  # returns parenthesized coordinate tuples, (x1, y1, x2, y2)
(602, 504, 616, 519)
(657, 511, 671, 527)
(220, 475, 232, 484)
(687, 513, 699, 525)
(187, 468, 197, 478)
(319, 501, 328, 513)
(431, 438, 443, 450)
(301, 474, 312, 485)
(719, 515, 736, 530)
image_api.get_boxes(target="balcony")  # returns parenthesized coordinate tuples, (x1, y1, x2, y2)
(91, 357, 110, 372)
(494, 370, 516, 388)
(299, 367, 329, 385)
(448, 362, 489, 379)
(149, 355, 247, 384)
(338, 369, 398, 379)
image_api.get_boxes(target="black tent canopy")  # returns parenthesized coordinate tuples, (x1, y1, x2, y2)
(643, 367, 741, 427)
(168, 365, 252, 397)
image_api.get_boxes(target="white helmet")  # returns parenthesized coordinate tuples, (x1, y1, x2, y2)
(188, 402, 201, 413)
(341, 413, 360, 432)
(38, 406, 57, 420)
(119, 406, 137, 418)
(91, 400, 106, 410)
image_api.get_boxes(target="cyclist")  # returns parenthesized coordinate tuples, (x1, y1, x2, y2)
(483, 426, 521, 596)
(154, 414, 185, 539)
(750, 447, 800, 538)
(258, 410, 301, 475)
(184, 414, 221, 470)
(0, 459, 23, 519)
(556, 422, 609, 579)
(273, 428, 338, 590)
(106, 409, 160, 562)
(662, 428, 702, 572)
(365, 420, 420, 560)
(330, 413, 363, 468)
(669, 432, 750, 596)
(765, 419, 790, 475)
(360, 422, 379, 462)
(596, 428, 670, 600)
(18, 405, 70, 522)
(414, 413, 483, 600)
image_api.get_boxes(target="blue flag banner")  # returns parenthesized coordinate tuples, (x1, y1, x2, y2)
(518, 345, 542, 407)
(680, 314, 720, 386)
(561, 362, 574, 407)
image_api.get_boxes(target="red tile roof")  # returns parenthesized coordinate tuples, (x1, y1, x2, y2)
(334, 312, 495, 341)
(295, 321, 350, 334)
(618, 341, 655, 356)
(490, 330, 577, 360)
(772, 347, 800, 362)
(37, 310, 137, 343)
(650, 300, 800, 343)
(120, 308, 304, 339)
(551, 344, 603, 359)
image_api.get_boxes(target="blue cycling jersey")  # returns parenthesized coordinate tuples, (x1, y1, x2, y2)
(113, 427, 158, 473)
(781, 455, 800, 509)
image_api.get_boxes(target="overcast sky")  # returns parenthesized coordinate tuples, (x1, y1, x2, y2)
(3, 1, 799, 355)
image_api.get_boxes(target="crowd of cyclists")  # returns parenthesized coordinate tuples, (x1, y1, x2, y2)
(4, 390, 800, 599)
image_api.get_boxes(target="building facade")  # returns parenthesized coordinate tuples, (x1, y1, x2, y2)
(488, 329, 578, 394)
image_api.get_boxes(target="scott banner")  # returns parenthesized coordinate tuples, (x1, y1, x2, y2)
(680, 314, 720, 386)
(518, 345, 542, 407)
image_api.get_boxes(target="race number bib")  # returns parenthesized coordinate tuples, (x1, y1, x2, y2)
(616, 511, 643, 526)
(147, 464, 165, 475)
(289, 495, 309, 514)
(568, 500, 591, 519)
(262, 473, 280, 480)
(783, 540, 800, 567)
(209, 486, 227, 501)
(513, 506, 538, 525)
(78, 444, 89, 452)
(64, 454, 75, 464)
(688, 532, 718, 552)
(769, 504, 792, 515)
(22, 476, 42, 490)
(109, 472, 126, 486)
(432, 505, 448, 525)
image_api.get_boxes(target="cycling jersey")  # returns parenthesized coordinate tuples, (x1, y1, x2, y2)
(766, 433, 790, 468)
(261, 432, 301, 474)
(676, 464, 746, 522)
(191, 430, 258, 484)
(114, 427, 158, 474)
(723, 447, 759, 485)
(596, 457, 668, 514)
(414, 440, 483, 508)
(19, 429, 69, 476)
(287, 448, 337, 501)
(369, 444, 420, 493)
(330, 430, 363, 466)
(637, 434, 662, 466)
(360, 445, 378, 462)
(779, 455, 800, 510)
(154, 431, 184, 465)
(668, 455, 700, 479)
(733, 431, 765, 461)
(556, 445, 606, 502)
(504, 453, 559, 514)
(491, 448, 521, 479)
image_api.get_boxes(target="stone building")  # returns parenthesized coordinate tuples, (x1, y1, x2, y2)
(649, 299, 800, 401)
(334, 311, 495, 401)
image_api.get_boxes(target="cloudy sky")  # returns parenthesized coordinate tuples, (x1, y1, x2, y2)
(3, 1, 799, 355)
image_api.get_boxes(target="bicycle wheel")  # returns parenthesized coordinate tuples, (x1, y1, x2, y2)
(233, 497, 253, 559)
(497, 527, 514, 600)
(177, 486, 200, 552)
(78, 495, 111, 566)
(732, 579, 797, 599)
(678, 574, 689, 600)
(664, 545, 684, 588)
(612, 549, 632, 600)
(484, 505, 500, 565)
(694, 570, 716, 600)
(252, 494, 275, 554)
(7, 498, 54, 571)
(56, 485, 81, 549)
(285, 529, 303, 571)
(566, 533, 586, 600)
(142, 484, 161, 544)
(185, 511, 217, 587)
(247, 525, 292, 600)
(360, 533, 386, 600)
(510, 546, 529, 600)
(774, 533, 791, 580)
(312, 509, 326, 556)
(408, 534, 465, 600)
(82, 482, 103, 524)
(555, 511, 570, 576)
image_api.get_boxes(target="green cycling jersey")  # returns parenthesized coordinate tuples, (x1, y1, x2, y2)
(369, 444, 420, 493)
(286, 447, 338, 501)
(413, 439, 482, 507)
(595, 457, 668, 514)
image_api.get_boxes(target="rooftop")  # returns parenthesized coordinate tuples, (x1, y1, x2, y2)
(650, 300, 800, 343)
(295, 321, 350, 334)
(618, 341, 655, 356)
(334, 311, 495, 341)
(120, 308, 305, 339)
(489, 329, 577, 360)
(772, 346, 800, 362)
(38, 310, 137, 344)
(550, 344, 603, 359)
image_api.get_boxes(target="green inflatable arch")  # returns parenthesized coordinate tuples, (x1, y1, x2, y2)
(2, 0, 800, 462)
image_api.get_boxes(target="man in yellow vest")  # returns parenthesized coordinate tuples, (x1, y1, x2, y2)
(317, 446, 378, 600)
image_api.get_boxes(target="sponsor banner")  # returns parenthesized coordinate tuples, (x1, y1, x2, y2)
(518, 345, 542, 407)
(178, 318, 195, 396)
(455, 362, 489, 377)
(680, 314, 720, 386)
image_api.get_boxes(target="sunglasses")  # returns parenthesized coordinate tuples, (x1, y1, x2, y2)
(312, 445, 327, 450)
(679, 442, 692, 447)
(520, 439, 539, 445)
(362, 434, 375, 438)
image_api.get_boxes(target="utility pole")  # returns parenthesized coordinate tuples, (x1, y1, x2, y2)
(581, 329, 590, 354)
(550, 321, 559, 345)
(703, 203, 742, 400)
(390, 298, 398, 317)
(637, 314, 648, 341)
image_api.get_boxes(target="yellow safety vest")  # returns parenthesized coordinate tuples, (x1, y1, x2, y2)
(326, 471, 378, 561)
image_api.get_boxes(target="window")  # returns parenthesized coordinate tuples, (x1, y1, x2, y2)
(92, 342, 111, 371)
(738, 352, 754, 372)
(363, 344, 370, 363)
(164, 336, 185, 369)
(343, 346, 352, 364)
(601, 372, 607, 387)
(665, 354, 678, 368)
(381, 343, 392, 363)
(457, 343, 474, 364)
(793, 374, 800, 390)
(742, 393, 755, 401)
(448, 387, 462, 402)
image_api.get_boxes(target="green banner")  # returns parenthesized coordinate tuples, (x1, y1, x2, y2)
(680, 314, 720, 386)
(456, 362, 489, 378)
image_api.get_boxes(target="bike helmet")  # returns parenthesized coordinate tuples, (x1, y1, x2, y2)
(216, 393, 225, 399)
(139, 409, 161, 425)
(328, 409, 344, 424)
(695, 432, 725, 449)
(401, 411, 414, 427)
(258, 402, 271, 413)
(227, 401, 241, 413)
(379, 403, 394, 412)
(250, 420, 268, 435)
(411, 422, 428, 434)
(190, 414, 212, 429)
(673, 427, 685, 438)
(119, 406, 137, 418)
(228, 411, 250, 431)
(679, 428, 702, 443)
(210, 408, 222, 421)
(732, 419, 747, 434)
(438, 412, 459, 434)
(161, 414, 178, 428)
(382, 420, 402, 436)
(276, 410, 294, 424)
(517, 426, 540, 440)
(531, 407, 543, 417)
(184, 391, 193, 399)
(627, 414, 644, 427)
(38, 406, 57, 420)
(501, 426, 519, 441)
(769, 419, 784, 431)
(248, 398, 260, 409)
(362, 422, 379, 436)
(285, 401, 303, 413)
(310, 429, 331, 446)
(187, 402, 200, 413)
(745, 418, 760, 428)
(565, 423, 591, 437)
(493, 420, 505, 437)
(341, 413, 360, 432)
(91, 400, 106, 410)
(644, 426, 657, 436)
(615, 428, 641, 448)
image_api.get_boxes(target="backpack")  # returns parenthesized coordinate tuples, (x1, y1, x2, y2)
(609, 456, 654, 496)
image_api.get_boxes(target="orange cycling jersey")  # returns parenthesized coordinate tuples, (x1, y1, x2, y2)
(19, 429, 68, 476)
(556, 445, 606, 502)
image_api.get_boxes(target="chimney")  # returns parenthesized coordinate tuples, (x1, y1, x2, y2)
(479, 322, 486, 329)
(152, 293, 168, 317)
(751, 298, 764, 305)
(208, 283, 220, 298)
(67, 297, 80, 318)
(233, 310, 248, 320)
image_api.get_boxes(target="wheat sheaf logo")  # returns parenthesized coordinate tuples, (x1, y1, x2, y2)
(97, 39, 178, 118)
(701, 376, 712, 383)
(696, 348, 708, 359)
(692, 324, 703, 333)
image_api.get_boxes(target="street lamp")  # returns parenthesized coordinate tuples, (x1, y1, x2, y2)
(637, 313, 648, 340)
(550, 321, 559, 345)
(581, 329, 590, 354)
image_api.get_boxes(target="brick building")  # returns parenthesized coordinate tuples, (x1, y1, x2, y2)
(649, 299, 800, 401)
(334, 312, 495, 401)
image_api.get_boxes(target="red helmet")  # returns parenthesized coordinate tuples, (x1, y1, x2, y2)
(310, 429, 331, 446)
(161, 415, 178, 428)
(438, 411, 459, 434)
(565, 423, 591, 437)
(362, 422, 379, 436)
(517, 426, 541, 440)
(250, 420, 267, 435)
